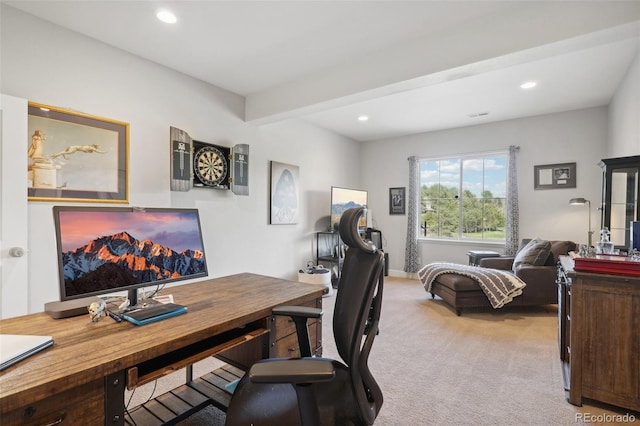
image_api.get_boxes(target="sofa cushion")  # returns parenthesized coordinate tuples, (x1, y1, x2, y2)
(513, 238, 551, 272)
(547, 240, 575, 264)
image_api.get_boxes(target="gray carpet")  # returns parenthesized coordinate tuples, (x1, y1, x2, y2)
(127, 277, 637, 425)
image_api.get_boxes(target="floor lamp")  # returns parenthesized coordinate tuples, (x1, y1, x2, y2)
(569, 198, 593, 246)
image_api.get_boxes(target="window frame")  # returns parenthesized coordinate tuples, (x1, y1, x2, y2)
(418, 150, 508, 242)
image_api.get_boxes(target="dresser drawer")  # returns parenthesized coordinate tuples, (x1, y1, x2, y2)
(272, 323, 320, 358)
(273, 299, 321, 340)
(2, 379, 103, 425)
(272, 297, 322, 358)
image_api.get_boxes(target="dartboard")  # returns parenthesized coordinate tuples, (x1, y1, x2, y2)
(194, 145, 228, 186)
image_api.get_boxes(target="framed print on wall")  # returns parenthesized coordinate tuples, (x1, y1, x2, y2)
(27, 102, 129, 203)
(270, 161, 299, 224)
(389, 187, 406, 215)
(534, 162, 576, 190)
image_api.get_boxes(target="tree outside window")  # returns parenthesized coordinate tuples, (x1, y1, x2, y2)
(419, 154, 507, 241)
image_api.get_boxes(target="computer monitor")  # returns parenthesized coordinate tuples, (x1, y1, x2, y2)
(52, 206, 208, 307)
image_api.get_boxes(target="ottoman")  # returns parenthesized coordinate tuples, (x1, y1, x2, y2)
(429, 273, 494, 316)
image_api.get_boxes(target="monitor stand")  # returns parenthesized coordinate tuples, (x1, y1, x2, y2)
(126, 288, 139, 308)
(45, 296, 101, 319)
(123, 288, 160, 311)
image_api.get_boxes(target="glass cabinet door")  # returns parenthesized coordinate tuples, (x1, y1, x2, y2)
(600, 156, 640, 250)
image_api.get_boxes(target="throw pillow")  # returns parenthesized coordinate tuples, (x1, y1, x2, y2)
(547, 240, 575, 265)
(513, 238, 551, 272)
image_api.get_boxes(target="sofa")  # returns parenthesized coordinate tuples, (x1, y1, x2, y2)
(429, 239, 576, 315)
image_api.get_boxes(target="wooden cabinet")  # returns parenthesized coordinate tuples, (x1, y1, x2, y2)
(219, 297, 323, 367)
(1, 379, 104, 426)
(558, 256, 640, 411)
(556, 263, 571, 387)
(599, 155, 640, 250)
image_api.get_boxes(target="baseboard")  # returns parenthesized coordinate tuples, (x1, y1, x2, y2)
(387, 269, 418, 280)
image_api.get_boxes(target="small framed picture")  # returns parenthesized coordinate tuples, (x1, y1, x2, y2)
(534, 162, 576, 190)
(389, 187, 405, 215)
(270, 161, 300, 224)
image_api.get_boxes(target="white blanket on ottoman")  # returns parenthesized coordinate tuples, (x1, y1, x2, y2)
(418, 262, 526, 309)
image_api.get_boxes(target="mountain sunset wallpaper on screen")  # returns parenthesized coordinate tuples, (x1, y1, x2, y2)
(59, 210, 204, 253)
(55, 208, 208, 297)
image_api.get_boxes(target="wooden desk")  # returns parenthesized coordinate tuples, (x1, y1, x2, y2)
(0, 273, 323, 425)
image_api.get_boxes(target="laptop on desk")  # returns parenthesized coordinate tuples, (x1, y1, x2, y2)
(0, 334, 54, 371)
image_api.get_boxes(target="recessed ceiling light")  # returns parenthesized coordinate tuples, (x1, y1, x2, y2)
(520, 81, 537, 89)
(358, 115, 369, 122)
(157, 9, 177, 24)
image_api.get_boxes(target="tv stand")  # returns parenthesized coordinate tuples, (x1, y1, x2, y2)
(316, 231, 343, 287)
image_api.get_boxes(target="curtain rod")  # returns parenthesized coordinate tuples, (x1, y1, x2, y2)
(408, 145, 519, 161)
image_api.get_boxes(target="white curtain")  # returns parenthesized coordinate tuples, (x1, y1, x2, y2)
(505, 145, 520, 255)
(404, 156, 420, 272)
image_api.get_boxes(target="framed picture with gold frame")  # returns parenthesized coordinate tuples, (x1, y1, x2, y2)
(27, 102, 129, 203)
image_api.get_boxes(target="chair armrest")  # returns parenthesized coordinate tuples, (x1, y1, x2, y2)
(272, 306, 323, 358)
(480, 256, 515, 270)
(272, 305, 323, 319)
(250, 359, 335, 384)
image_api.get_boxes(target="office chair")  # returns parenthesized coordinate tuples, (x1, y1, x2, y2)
(225, 207, 385, 426)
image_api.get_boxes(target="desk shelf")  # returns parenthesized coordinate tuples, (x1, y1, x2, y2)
(127, 320, 268, 389)
(125, 363, 244, 425)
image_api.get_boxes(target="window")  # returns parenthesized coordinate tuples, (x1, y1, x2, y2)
(419, 152, 507, 241)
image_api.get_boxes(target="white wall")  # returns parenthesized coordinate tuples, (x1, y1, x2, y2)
(0, 5, 631, 312)
(0, 6, 361, 315)
(361, 108, 608, 271)
(0, 95, 29, 319)
(608, 47, 640, 157)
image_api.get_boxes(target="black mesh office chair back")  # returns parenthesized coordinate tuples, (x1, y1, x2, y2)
(225, 207, 385, 426)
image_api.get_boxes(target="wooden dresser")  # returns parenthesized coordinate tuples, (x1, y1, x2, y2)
(557, 256, 640, 412)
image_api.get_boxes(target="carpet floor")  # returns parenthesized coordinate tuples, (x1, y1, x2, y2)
(126, 277, 638, 425)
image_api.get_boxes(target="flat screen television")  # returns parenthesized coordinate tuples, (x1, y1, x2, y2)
(330, 186, 368, 231)
(52, 206, 208, 307)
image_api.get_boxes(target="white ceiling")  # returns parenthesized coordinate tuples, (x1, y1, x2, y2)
(6, 1, 640, 142)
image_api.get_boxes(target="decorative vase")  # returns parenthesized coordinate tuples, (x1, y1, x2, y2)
(596, 227, 614, 255)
